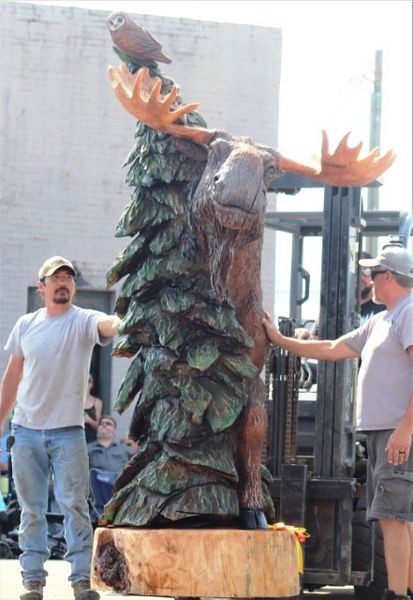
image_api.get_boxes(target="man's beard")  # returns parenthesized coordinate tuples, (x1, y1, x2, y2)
(53, 296, 70, 304)
(53, 288, 70, 304)
(97, 431, 113, 440)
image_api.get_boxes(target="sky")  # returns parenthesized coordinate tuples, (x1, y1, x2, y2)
(12, 0, 413, 215)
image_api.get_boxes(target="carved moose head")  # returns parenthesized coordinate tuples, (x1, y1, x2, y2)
(189, 132, 279, 300)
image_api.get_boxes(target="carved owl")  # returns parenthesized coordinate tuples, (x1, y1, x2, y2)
(106, 12, 172, 66)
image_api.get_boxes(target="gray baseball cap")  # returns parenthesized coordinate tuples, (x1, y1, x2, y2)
(359, 246, 413, 279)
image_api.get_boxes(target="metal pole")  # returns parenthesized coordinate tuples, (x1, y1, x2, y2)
(366, 50, 382, 256)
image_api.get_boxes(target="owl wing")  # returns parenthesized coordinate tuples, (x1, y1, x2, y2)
(129, 26, 171, 63)
(135, 26, 163, 54)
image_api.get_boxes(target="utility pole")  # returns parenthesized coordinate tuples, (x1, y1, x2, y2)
(366, 50, 382, 256)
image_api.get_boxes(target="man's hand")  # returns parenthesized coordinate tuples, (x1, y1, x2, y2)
(262, 311, 283, 346)
(385, 422, 412, 465)
(98, 315, 121, 338)
(387, 374, 413, 466)
(262, 311, 359, 362)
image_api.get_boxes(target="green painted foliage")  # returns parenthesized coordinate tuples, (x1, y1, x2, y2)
(202, 378, 247, 432)
(106, 61, 273, 527)
(111, 335, 141, 358)
(171, 376, 212, 425)
(106, 233, 148, 288)
(186, 342, 219, 371)
(113, 352, 144, 414)
(160, 286, 196, 314)
(222, 352, 258, 379)
(115, 189, 175, 237)
(149, 398, 203, 442)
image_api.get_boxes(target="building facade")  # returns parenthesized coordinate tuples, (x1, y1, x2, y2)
(0, 1, 281, 437)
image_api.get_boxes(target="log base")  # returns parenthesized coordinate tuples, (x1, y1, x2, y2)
(91, 527, 300, 597)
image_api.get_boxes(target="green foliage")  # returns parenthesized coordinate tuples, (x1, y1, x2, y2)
(106, 233, 148, 288)
(186, 342, 219, 371)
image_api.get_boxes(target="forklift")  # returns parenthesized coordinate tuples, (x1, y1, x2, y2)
(264, 175, 413, 597)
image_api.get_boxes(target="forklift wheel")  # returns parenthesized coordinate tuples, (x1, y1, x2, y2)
(352, 501, 387, 600)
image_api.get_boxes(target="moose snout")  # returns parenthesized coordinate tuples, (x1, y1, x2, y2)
(213, 172, 263, 214)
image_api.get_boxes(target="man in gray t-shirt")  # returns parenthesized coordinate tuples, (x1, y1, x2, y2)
(262, 245, 413, 600)
(0, 256, 120, 600)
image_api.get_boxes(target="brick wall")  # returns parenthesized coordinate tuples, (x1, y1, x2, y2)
(0, 1, 281, 437)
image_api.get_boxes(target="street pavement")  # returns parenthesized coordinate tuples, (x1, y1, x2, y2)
(0, 559, 355, 600)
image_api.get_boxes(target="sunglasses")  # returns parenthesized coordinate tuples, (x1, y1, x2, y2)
(99, 420, 115, 427)
(370, 270, 388, 280)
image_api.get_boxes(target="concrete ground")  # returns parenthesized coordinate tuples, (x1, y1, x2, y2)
(0, 559, 355, 600)
(0, 559, 161, 600)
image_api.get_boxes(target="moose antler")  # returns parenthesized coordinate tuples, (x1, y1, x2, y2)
(108, 65, 215, 145)
(279, 131, 396, 186)
(109, 65, 395, 185)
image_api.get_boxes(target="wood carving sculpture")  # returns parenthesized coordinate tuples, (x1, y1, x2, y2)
(103, 12, 395, 531)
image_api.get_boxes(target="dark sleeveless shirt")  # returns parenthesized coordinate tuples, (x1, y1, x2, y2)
(84, 405, 97, 443)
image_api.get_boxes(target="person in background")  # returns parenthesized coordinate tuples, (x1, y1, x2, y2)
(359, 250, 386, 324)
(0, 421, 11, 506)
(263, 245, 413, 600)
(83, 374, 103, 444)
(0, 422, 11, 474)
(87, 416, 134, 517)
(0, 256, 120, 600)
(295, 249, 386, 341)
(88, 416, 133, 477)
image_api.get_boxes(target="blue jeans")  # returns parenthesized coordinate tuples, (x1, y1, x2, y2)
(11, 424, 93, 585)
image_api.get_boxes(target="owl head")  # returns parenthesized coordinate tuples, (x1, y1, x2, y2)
(107, 12, 128, 32)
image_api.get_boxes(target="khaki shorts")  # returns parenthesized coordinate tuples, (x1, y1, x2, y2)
(365, 429, 413, 521)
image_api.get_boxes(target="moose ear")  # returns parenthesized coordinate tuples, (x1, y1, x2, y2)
(171, 137, 209, 162)
(209, 138, 232, 162)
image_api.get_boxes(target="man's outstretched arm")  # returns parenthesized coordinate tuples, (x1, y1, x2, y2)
(262, 311, 359, 362)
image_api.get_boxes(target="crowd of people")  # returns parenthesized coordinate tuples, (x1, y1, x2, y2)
(0, 246, 412, 600)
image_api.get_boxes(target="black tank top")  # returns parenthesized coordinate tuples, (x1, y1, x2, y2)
(84, 405, 97, 443)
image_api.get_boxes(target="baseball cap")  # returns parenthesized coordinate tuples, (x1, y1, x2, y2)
(38, 256, 76, 280)
(359, 246, 413, 279)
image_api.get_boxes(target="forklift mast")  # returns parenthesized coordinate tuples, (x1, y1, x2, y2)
(315, 185, 361, 481)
